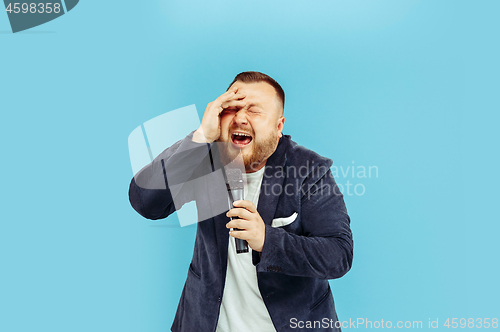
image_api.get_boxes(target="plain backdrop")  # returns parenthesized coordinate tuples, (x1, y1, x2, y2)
(1, 1, 498, 331)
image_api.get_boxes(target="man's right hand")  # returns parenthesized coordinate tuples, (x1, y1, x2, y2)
(192, 87, 246, 143)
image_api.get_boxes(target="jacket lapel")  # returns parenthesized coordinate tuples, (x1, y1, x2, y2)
(206, 146, 231, 279)
(257, 136, 288, 226)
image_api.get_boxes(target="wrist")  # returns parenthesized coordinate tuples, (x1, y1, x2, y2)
(192, 128, 213, 143)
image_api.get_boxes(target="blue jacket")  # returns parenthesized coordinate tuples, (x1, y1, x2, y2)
(129, 133, 353, 331)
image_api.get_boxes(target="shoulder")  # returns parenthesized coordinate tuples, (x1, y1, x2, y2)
(280, 135, 333, 180)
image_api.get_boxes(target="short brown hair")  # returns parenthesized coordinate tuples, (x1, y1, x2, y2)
(227, 71, 285, 112)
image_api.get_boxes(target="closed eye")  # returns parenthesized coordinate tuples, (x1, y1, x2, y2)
(248, 108, 261, 114)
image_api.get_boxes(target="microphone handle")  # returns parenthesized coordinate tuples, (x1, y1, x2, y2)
(231, 188, 249, 253)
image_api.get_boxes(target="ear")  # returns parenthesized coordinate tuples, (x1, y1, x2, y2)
(277, 115, 285, 137)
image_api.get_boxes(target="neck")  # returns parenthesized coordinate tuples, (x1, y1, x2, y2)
(246, 160, 267, 173)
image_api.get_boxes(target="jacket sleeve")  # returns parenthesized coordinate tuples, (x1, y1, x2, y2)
(128, 132, 212, 220)
(255, 169, 353, 280)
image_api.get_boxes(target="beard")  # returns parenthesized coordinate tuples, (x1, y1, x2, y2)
(217, 129, 279, 173)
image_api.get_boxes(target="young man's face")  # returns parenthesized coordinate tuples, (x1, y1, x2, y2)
(218, 81, 285, 172)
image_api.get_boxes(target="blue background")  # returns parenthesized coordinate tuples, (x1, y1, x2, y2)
(1, 0, 498, 331)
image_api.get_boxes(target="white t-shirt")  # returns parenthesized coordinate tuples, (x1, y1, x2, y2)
(216, 166, 276, 332)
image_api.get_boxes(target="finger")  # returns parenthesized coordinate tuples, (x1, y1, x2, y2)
(212, 93, 244, 115)
(223, 86, 238, 94)
(226, 218, 248, 230)
(220, 87, 238, 99)
(221, 100, 247, 110)
(233, 200, 257, 213)
(213, 87, 241, 106)
(226, 92, 245, 102)
(206, 99, 224, 113)
(229, 229, 248, 239)
(220, 92, 246, 107)
(233, 92, 246, 100)
(211, 90, 236, 108)
(227, 86, 239, 94)
(226, 207, 253, 220)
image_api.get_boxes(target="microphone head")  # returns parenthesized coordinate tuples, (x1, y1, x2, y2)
(226, 168, 244, 191)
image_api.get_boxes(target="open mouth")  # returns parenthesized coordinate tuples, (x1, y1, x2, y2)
(231, 132, 253, 147)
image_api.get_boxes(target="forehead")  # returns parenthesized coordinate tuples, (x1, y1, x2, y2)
(230, 81, 281, 109)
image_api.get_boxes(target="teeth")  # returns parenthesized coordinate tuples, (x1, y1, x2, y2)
(233, 132, 251, 137)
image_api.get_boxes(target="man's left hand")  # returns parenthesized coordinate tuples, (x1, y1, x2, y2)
(226, 200, 265, 252)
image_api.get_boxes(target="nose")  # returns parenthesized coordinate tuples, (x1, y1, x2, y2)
(232, 108, 249, 126)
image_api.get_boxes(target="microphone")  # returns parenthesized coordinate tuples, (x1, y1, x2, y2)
(226, 168, 249, 254)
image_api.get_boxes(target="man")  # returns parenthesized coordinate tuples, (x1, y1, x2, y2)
(129, 71, 353, 331)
